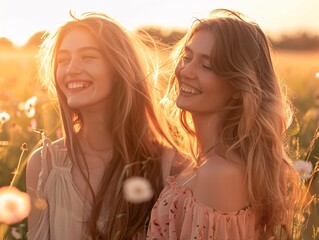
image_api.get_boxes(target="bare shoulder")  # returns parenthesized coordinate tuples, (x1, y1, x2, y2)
(195, 152, 249, 212)
(26, 144, 44, 231)
(26, 146, 43, 184)
(201, 152, 244, 178)
(26, 137, 64, 231)
(26, 137, 64, 189)
(52, 137, 65, 147)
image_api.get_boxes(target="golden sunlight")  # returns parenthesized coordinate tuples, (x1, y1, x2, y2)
(1, 0, 319, 47)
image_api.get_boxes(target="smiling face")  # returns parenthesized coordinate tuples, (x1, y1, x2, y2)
(55, 27, 115, 111)
(175, 30, 237, 116)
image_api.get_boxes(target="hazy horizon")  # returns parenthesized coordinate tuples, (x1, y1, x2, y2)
(1, 0, 319, 46)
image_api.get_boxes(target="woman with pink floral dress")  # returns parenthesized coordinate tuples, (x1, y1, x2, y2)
(147, 9, 303, 240)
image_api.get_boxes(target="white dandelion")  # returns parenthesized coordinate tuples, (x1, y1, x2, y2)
(0, 111, 10, 124)
(24, 96, 37, 109)
(123, 177, 154, 204)
(293, 160, 313, 180)
(24, 96, 37, 118)
(0, 186, 31, 225)
(11, 227, 22, 239)
(25, 107, 36, 118)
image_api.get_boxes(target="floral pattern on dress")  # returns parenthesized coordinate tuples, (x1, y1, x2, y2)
(147, 176, 259, 240)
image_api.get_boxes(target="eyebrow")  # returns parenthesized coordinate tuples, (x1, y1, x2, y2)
(57, 46, 102, 54)
(185, 45, 211, 60)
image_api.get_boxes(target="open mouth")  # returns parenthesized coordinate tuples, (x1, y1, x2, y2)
(180, 84, 201, 95)
(67, 81, 91, 89)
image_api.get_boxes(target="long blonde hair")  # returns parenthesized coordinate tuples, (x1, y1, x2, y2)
(37, 12, 173, 239)
(162, 9, 303, 238)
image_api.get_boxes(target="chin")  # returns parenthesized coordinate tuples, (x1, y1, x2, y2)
(176, 96, 188, 111)
(176, 101, 188, 111)
(67, 100, 85, 109)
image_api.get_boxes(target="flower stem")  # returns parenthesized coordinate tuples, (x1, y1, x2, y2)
(10, 146, 27, 188)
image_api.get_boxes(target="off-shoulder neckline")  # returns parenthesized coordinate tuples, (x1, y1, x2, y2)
(166, 175, 252, 215)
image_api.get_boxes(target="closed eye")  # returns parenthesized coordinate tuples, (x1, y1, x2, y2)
(56, 56, 70, 64)
(82, 55, 97, 60)
(181, 55, 192, 63)
(202, 64, 213, 70)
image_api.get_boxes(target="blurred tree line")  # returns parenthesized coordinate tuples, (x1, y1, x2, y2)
(270, 32, 319, 51)
(1, 27, 319, 51)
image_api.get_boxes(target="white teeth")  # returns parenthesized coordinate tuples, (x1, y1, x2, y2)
(67, 82, 90, 89)
(181, 85, 200, 95)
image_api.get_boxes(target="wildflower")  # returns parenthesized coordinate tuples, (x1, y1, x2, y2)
(293, 159, 313, 180)
(0, 111, 10, 123)
(25, 107, 36, 118)
(123, 177, 153, 204)
(24, 96, 37, 109)
(27, 119, 37, 132)
(20, 143, 28, 151)
(0, 186, 31, 225)
(24, 96, 37, 118)
(11, 227, 22, 239)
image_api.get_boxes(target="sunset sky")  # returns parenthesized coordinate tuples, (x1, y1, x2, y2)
(0, 0, 318, 46)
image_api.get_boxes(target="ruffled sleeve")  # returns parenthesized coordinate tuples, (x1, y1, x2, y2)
(147, 177, 259, 240)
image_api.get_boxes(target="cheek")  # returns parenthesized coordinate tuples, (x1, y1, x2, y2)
(218, 84, 237, 104)
(205, 80, 235, 102)
(100, 69, 116, 90)
(175, 60, 183, 80)
(55, 67, 65, 86)
(101, 80, 113, 92)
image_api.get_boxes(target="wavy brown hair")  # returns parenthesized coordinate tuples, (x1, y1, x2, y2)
(162, 9, 305, 238)
(37, 12, 174, 239)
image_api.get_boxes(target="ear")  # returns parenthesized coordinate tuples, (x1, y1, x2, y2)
(232, 91, 241, 100)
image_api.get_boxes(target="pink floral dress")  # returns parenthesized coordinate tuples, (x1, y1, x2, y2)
(147, 176, 259, 240)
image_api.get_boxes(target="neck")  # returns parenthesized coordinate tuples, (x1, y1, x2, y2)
(76, 125, 113, 169)
(78, 110, 113, 152)
(191, 113, 222, 155)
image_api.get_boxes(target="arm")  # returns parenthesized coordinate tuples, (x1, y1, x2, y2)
(26, 147, 44, 233)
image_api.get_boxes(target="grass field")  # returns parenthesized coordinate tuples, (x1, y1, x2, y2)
(273, 50, 319, 116)
(0, 47, 318, 239)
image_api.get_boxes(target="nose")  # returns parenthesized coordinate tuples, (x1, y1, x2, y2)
(179, 59, 196, 80)
(66, 58, 83, 76)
